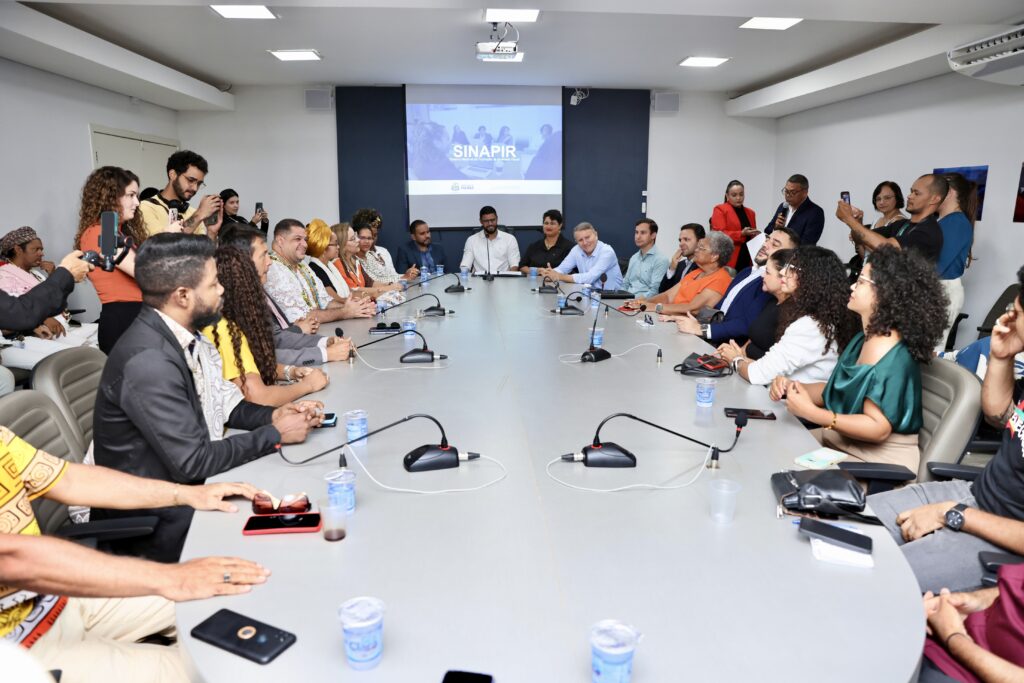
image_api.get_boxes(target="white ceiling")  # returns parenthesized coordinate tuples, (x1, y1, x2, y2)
(5, 1, 1024, 113)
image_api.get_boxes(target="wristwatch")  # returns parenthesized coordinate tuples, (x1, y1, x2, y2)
(700, 324, 711, 339)
(654, 303, 663, 314)
(944, 503, 969, 531)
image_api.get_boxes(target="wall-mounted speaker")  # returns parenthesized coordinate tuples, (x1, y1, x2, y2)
(652, 92, 680, 113)
(305, 87, 334, 111)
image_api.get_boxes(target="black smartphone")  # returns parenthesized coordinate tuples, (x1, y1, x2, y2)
(369, 324, 401, 335)
(255, 201, 264, 214)
(99, 210, 119, 257)
(979, 551, 1024, 573)
(191, 609, 296, 664)
(242, 512, 322, 536)
(320, 412, 338, 428)
(724, 408, 776, 420)
(443, 673, 494, 683)
(840, 191, 852, 205)
(799, 517, 872, 554)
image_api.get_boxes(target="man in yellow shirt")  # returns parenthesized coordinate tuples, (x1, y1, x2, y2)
(0, 425, 268, 682)
(138, 150, 222, 238)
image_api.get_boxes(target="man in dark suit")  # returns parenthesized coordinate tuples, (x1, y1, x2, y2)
(674, 227, 799, 345)
(764, 174, 825, 245)
(658, 223, 705, 293)
(92, 234, 320, 562)
(395, 219, 447, 274)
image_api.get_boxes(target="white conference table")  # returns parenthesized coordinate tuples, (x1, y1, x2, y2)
(177, 275, 924, 682)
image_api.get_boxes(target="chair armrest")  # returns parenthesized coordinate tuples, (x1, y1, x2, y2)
(927, 463, 984, 481)
(54, 516, 158, 543)
(838, 462, 916, 481)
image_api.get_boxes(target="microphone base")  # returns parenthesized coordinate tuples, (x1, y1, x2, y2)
(444, 283, 465, 293)
(582, 442, 637, 468)
(422, 305, 447, 317)
(538, 285, 558, 294)
(481, 273, 495, 281)
(580, 347, 611, 363)
(558, 306, 585, 316)
(404, 444, 460, 472)
(400, 348, 435, 363)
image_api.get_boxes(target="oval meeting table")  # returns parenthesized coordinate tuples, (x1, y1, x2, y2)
(177, 274, 924, 682)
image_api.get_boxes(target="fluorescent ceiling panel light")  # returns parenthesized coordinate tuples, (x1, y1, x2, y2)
(740, 17, 803, 30)
(268, 49, 321, 61)
(679, 56, 729, 67)
(210, 5, 275, 19)
(479, 52, 525, 62)
(484, 9, 540, 23)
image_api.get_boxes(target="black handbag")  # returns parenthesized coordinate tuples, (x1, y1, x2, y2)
(770, 469, 881, 524)
(673, 352, 733, 378)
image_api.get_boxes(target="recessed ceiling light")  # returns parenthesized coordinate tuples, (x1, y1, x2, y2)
(679, 56, 729, 68)
(484, 9, 540, 23)
(268, 49, 322, 61)
(210, 5, 275, 20)
(740, 17, 803, 30)
(478, 52, 525, 62)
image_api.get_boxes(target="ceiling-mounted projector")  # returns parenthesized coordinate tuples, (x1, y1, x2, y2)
(476, 40, 521, 61)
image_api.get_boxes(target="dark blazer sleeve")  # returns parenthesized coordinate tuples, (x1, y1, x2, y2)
(119, 350, 280, 482)
(764, 203, 786, 234)
(0, 268, 74, 329)
(708, 282, 771, 344)
(800, 201, 825, 245)
(394, 243, 413, 274)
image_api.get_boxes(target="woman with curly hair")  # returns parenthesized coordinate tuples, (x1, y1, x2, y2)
(775, 247, 949, 472)
(716, 246, 859, 385)
(353, 208, 418, 284)
(73, 166, 149, 353)
(202, 245, 329, 406)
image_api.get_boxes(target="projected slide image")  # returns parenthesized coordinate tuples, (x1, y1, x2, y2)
(407, 103, 561, 195)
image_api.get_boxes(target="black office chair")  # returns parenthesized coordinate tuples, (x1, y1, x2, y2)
(944, 283, 1019, 351)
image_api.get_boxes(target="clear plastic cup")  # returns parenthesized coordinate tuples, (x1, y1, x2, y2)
(557, 294, 567, 309)
(324, 469, 356, 513)
(460, 266, 469, 284)
(709, 478, 741, 524)
(319, 497, 348, 541)
(591, 292, 601, 309)
(591, 328, 605, 349)
(344, 409, 368, 443)
(529, 267, 538, 278)
(435, 265, 444, 276)
(339, 597, 385, 670)
(695, 377, 716, 407)
(401, 317, 417, 336)
(590, 620, 641, 683)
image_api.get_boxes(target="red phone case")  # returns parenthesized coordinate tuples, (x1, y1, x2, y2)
(242, 513, 322, 536)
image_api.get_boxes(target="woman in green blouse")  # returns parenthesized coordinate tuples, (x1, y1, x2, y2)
(773, 247, 948, 473)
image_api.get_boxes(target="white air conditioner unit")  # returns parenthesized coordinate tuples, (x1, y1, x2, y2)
(947, 26, 1024, 86)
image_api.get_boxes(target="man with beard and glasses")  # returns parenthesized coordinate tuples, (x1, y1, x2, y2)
(460, 205, 520, 274)
(138, 150, 223, 238)
(91, 234, 321, 562)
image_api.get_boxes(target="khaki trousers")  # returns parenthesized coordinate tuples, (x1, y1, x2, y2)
(29, 595, 188, 683)
(813, 429, 921, 477)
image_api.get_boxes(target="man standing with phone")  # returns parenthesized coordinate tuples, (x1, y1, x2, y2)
(139, 150, 222, 237)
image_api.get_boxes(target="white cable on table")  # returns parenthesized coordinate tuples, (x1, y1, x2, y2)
(354, 351, 450, 373)
(544, 445, 714, 493)
(558, 343, 662, 365)
(344, 444, 507, 495)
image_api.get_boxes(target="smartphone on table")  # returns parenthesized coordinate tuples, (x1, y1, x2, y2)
(242, 512, 322, 535)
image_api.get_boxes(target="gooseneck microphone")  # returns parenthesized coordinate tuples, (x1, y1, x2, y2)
(356, 329, 447, 363)
(378, 292, 451, 317)
(278, 412, 477, 472)
(482, 230, 494, 281)
(535, 276, 559, 294)
(568, 292, 647, 317)
(559, 411, 747, 468)
(443, 273, 467, 293)
(405, 271, 449, 291)
(581, 274, 610, 363)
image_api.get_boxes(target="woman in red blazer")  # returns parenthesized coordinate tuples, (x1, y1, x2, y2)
(711, 179, 759, 270)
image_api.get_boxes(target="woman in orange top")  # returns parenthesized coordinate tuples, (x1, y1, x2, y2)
(334, 223, 394, 300)
(73, 166, 148, 353)
(625, 231, 733, 317)
(711, 179, 759, 271)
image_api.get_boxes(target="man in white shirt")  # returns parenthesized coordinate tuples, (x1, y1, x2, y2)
(460, 206, 520, 274)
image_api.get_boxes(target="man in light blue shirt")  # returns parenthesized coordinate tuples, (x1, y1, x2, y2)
(538, 222, 622, 289)
(620, 219, 669, 298)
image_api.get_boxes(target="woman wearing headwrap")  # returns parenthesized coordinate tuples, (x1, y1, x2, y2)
(0, 226, 99, 370)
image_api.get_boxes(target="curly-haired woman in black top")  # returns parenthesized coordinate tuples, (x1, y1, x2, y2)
(774, 247, 949, 473)
(201, 245, 329, 407)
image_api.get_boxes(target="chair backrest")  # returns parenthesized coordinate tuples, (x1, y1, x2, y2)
(0, 390, 85, 534)
(30, 346, 106, 453)
(918, 358, 982, 481)
(978, 284, 1020, 339)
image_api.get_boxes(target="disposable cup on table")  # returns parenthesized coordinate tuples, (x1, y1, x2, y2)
(339, 597, 386, 670)
(709, 479, 741, 524)
(319, 498, 348, 542)
(695, 377, 716, 407)
(590, 619, 641, 683)
(344, 409, 368, 443)
(401, 318, 416, 336)
(591, 328, 605, 349)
